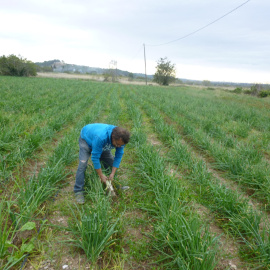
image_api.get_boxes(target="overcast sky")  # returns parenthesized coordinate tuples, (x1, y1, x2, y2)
(1, 0, 269, 83)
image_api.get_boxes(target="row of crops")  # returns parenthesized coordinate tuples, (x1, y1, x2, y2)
(134, 86, 270, 205)
(127, 88, 270, 268)
(1, 76, 270, 269)
(1, 76, 114, 269)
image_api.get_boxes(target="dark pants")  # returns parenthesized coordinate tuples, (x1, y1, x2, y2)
(74, 136, 114, 193)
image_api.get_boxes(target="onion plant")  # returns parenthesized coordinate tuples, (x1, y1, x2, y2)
(232, 215, 270, 269)
(67, 170, 120, 264)
(105, 87, 122, 125)
(139, 97, 270, 267)
(0, 200, 25, 270)
(49, 137, 77, 166)
(125, 93, 219, 269)
(136, 144, 219, 269)
(0, 77, 102, 180)
(0, 78, 113, 268)
(156, 213, 219, 270)
(13, 176, 57, 227)
(0, 201, 16, 260)
(67, 201, 119, 263)
(135, 86, 270, 205)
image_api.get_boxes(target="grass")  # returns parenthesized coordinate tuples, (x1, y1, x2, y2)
(135, 144, 219, 269)
(135, 93, 270, 268)
(124, 93, 220, 269)
(0, 200, 27, 269)
(1, 77, 270, 269)
(134, 85, 270, 206)
(0, 79, 111, 268)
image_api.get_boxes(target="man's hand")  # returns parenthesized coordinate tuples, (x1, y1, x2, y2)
(96, 168, 108, 184)
(109, 167, 118, 181)
(108, 173, 114, 181)
(100, 174, 108, 184)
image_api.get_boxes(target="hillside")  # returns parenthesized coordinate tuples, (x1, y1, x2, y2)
(35, 60, 153, 80)
(35, 60, 269, 88)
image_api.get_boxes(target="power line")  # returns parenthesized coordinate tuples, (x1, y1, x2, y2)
(146, 0, 251, 47)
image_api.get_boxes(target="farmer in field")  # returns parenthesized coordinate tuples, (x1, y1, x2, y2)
(74, 123, 130, 204)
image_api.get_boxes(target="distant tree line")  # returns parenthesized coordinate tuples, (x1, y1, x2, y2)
(232, 84, 270, 98)
(0, 54, 37, 77)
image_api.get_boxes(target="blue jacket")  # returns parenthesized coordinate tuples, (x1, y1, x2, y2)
(81, 123, 124, 169)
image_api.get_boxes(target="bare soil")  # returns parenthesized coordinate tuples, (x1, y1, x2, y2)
(37, 72, 155, 86)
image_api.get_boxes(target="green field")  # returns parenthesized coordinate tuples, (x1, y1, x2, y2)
(1, 76, 270, 270)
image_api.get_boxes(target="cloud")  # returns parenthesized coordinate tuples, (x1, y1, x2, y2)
(0, 0, 269, 83)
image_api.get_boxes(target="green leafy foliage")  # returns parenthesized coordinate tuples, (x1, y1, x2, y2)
(67, 172, 120, 264)
(0, 54, 37, 77)
(233, 87, 243, 94)
(20, 222, 36, 232)
(67, 201, 119, 263)
(258, 90, 270, 98)
(153, 57, 176, 86)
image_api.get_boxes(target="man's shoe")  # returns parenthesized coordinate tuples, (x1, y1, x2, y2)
(75, 192, 85, 204)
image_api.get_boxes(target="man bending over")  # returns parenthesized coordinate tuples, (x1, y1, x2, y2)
(74, 123, 130, 204)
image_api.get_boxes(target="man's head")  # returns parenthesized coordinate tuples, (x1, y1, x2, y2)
(111, 127, 130, 147)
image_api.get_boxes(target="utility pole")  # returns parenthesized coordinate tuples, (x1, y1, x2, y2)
(143, 44, 147, 85)
(109, 60, 117, 82)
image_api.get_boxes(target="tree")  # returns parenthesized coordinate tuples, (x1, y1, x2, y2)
(103, 71, 111, 82)
(202, 80, 211, 86)
(103, 60, 118, 82)
(250, 84, 263, 96)
(153, 57, 176, 86)
(0, 54, 37, 77)
(128, 72, 134, 81)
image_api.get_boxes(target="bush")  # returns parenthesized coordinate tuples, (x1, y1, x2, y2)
(250, 84, 262, 96)
(243, 90, 252, 95)
(0, 54, 37, 77)
(258, 90, 270, 98)
(233, 87, 243, 94)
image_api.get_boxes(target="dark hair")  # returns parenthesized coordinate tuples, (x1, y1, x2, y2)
(112, 127, 130, 144)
